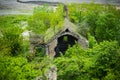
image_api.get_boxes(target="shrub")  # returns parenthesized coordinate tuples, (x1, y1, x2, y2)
(54, 41, 120, 80)
(0, 15, 28, 56)
(0, 55, 41, 80)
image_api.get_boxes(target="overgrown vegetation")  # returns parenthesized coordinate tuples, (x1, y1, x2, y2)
(0, 15, 42, 80)
(0, 56, 41, 80)
(54, 41, 120, 80)
(68, 3, 120, 43)
(0, 3, 120, 80)
(28, 4, 64, 42)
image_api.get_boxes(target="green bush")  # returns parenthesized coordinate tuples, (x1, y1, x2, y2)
(68, 3, 120, 43)
(28, 4, 64, 35)
(54, 41, 120, 80)
(0, 15, 29, 56)
(95, 13, 119, 42)
(0, 55, 41, 80)
(88, 41, 120, 79)
(88, 33, 97, 48)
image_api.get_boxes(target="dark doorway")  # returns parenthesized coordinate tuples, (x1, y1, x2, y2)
(55, 34, 78, 57)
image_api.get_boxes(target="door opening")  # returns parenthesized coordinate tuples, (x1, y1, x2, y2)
(55, 34, 78, 57)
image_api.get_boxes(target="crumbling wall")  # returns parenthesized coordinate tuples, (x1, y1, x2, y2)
(78, 36, 89, 49)
(47, 39, 57, 58)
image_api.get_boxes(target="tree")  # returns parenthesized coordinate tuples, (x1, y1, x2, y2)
(0, 16, 26, 56)
(54, 41, 120, 80)
(0, 55, 41, 80)
(95, 13, 119, 42)
(28, 4, 64, 35)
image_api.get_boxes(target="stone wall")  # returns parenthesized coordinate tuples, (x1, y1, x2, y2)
(47, 39, 57, 59)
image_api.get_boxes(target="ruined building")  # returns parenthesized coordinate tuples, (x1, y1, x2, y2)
(29, 17, 88, 58)
(28, 3, 88, 58)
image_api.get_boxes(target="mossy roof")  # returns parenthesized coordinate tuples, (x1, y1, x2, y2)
(30, 18, 79, 44)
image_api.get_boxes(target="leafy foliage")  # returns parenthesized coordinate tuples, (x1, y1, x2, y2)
(0, 15, 29, 56)
(28, 4, 64, 35)
(0, 55, 41, 80)
(95, 12, 119, 42)
(0, 3, 120, 80)
(88, 33, 97, 48)
(54, 41, 120, 80)
(68, 3, 120, 43)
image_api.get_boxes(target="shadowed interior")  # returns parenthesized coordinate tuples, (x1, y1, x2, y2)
(55, 34, 78, 57)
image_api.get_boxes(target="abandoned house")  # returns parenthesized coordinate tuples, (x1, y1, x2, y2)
(29, 18, 89, 58)
(16, 0, 89, 58)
